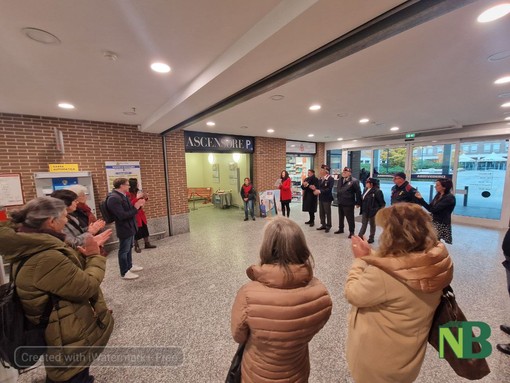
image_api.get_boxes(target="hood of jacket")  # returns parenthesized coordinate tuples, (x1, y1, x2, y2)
(0, 223, 66, 264)
(362, 242, 453, 293)
(246, 263, 313, 289)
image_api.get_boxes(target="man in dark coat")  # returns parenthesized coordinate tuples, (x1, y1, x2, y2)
(315, 165, 334, 233)
(107, 177, 145, 280)
(497, 228, 510, 355)
(335, 167, 362, 238)
(390, 172, 418, 205)
(301, 169, 319, 226)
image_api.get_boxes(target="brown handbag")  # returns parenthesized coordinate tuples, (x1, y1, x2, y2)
(428, 285, 490, 380)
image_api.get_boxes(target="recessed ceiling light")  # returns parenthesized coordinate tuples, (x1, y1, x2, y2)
(291, 145, 296, 147)
(359, 118, 369, 123)
(309, 104, 321, 111)
(488, 50, 510, 62)
(22, 27, 61, 44)
(353, 140, 358, 142)
(267, 129, 275, 133)
(270, 95, 284, 101)
(477, 4, 510, 23)
(308, 134, 314, 137)
(495, 76, 510, 85)
(502, 102, 510, 108)
(337, 138, 343, 141)
(390, 126, 399, 131)
(432, 141, 437, 143)
(505, 117, 510, 121)
(150, 62, 171, 73)
(206, 121, 215, 127)
(58, 103, 75, 110)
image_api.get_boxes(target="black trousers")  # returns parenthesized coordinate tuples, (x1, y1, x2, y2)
(281, 200, 291, 217)
(308, 211, 315, 223)
(319, 201, 332, 228)
(338, 205, 355, 234)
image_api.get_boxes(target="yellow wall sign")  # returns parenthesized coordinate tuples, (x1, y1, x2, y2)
(49, 164, 79, 172)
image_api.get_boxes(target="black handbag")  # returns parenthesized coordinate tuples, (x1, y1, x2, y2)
(225, 343, 245, 383)
(428, 285, 490, 380)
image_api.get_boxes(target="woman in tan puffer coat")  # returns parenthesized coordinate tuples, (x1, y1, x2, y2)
(231, 217, 332, 383)
(345, 203, 453, 383)
(0, 197, 113, 382)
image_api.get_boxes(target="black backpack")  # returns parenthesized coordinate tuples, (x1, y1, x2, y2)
(99, 194, 115, 224)
(0, 257, 55, 369)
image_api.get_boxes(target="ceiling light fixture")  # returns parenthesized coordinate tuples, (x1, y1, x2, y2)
(308, 134, 314, 138)
(309, 104, 321, 111)
(495, 76, 510, 85)
(58, 103, 75, 110)
(477, 4, 510, 23)
(123, 107, 137, 115)
(359, 118, 369, 123)
(22, 27, 61, 44)
(267, 129, 275, 133)
(206, 121, 215, 127)
(502, 102, 510, 108)
(337, 138, 343, 141)
(488, 50, 510, 62)
(150, 62, 171, 73)
(270, 95, 284, 101)
(390, 127, 399, 131)
(505, 117, 510, 121)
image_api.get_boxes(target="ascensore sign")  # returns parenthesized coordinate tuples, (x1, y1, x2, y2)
(184, 131, 254, 153)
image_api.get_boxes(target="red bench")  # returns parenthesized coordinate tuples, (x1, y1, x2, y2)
(187, 187, 213, 204)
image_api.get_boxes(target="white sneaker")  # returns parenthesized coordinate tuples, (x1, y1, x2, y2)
(130, 265, 143, 272)
(122, 271, 139, 280)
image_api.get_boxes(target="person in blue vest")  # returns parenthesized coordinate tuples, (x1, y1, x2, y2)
(106, 177, 145, 280)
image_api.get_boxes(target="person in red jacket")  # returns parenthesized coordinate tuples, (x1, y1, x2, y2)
(128, 178, 157, 253)
(278, 170, 293, 217)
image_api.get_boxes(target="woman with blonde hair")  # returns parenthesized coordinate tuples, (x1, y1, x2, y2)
(345, 203, 453, 383)
(231, 217, 332, 382)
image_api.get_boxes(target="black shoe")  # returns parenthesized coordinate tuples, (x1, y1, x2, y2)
(304, 221, 311, 224)
(367, 238, 374, 244)
(316, 226, 326, 230)
(309, 222, 314, 227)
(497, 343, 510, 355)
(334, 230, 344, 234)
(501, 325, 510, 336)
(325, 228, 330, 233)
(244, 218, 248, 221)
(348, 233, 354, 239)
(252, 217, 255, 221)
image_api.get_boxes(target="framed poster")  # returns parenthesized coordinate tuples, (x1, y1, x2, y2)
(105, 161, 142, 191)
(0, 173, 24, 206)
(212, 164, 220, 183)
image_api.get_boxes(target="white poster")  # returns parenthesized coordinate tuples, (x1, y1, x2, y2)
(0, 174, 24, 206)
(105, 161, 142, 192)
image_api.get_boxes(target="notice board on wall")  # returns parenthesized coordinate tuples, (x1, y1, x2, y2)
(0, 174, 24, 206)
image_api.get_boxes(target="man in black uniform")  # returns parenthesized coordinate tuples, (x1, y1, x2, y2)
(390, 172, 418, 205)
(334, 167, 361, 238)
(497, 228, 510, 355)
(314, 165, 334, 233)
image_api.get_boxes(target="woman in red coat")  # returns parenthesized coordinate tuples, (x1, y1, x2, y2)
(128, 178, 157, 253)
(278, 170, 293, 217)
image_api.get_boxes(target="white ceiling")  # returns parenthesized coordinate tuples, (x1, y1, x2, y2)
(1, 0, 509, 143)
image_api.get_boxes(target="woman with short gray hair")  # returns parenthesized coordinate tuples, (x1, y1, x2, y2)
(0, 197, 113, 382)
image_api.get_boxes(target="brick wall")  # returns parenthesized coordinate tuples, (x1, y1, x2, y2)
(253, 137, 287, 193)
(0, 113, 167, 222)
(164, 131, 188, 215)
(315, 142, 325, 169)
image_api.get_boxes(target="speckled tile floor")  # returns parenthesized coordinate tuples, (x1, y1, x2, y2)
(16, 203, 510, 382)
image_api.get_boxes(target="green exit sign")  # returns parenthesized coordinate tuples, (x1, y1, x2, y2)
(405, 133, 416, 139)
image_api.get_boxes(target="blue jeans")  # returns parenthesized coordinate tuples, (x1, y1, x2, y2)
(118, 236, 134, 276)
(244, 200, 254, 218)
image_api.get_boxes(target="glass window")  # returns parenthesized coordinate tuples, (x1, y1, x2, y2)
(455, 139, 507, 220)
(373, 147, 406, 201)
(483, 143, 491, 153)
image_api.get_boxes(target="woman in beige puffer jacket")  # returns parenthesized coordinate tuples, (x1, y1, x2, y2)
(231, 217, 332, 383)
(345, 203, 453, 383)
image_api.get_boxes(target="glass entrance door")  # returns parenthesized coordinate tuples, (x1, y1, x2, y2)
(373, 147, 406, 201)
(410, 144, 455, 201)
